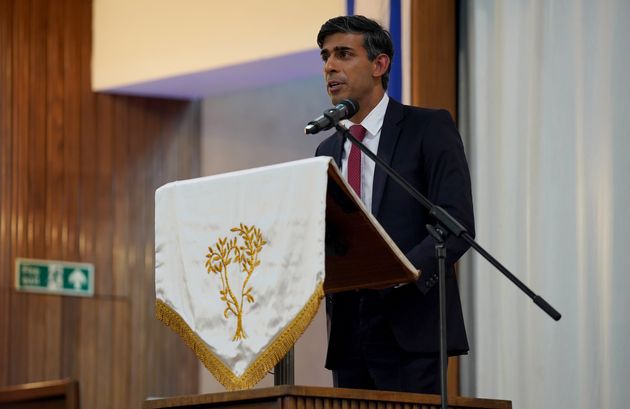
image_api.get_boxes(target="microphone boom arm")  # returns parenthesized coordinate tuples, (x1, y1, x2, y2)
(336, 122, 562, 321)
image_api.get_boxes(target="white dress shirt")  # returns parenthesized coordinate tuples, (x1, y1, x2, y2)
(340, 93, 389, 213)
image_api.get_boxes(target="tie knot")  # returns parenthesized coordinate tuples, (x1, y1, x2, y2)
(349, 125, 367, 142)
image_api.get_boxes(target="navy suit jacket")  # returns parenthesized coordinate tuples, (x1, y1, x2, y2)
(315, 98, 475, 368)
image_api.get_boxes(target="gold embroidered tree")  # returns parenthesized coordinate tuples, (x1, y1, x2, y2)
(205, 224, 267, 341)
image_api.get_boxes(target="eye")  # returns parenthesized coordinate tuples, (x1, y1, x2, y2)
(338, 49, 355, 60)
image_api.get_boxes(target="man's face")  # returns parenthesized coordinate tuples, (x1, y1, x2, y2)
(320, 32, 380, 107)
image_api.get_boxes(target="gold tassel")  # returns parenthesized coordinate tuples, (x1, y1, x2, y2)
(155, 282, 325, 390)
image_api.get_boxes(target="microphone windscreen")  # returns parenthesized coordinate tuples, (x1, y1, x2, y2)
(341, 99, 359, 117)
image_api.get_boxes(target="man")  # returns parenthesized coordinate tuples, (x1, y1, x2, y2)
(315, 15, 475, 394)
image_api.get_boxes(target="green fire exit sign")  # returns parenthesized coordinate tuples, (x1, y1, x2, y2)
(15, 258, 94, 297)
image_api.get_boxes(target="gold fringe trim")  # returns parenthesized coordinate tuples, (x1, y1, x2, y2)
(155, 282, 325, 391)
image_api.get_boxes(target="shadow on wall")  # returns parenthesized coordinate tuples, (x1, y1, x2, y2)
(202, 76, 332, 176)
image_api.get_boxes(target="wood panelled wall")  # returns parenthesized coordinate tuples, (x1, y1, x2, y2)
(412, 0, 458, 118)
(0, 0, 200, 407)
(411, 0, 460, 397)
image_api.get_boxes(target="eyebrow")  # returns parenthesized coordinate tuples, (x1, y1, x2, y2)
(320, 46, 354, 57)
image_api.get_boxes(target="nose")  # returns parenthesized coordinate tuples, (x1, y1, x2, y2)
(324, 57, 337, 74)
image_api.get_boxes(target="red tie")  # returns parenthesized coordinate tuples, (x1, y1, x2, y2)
(347, 125, 367, 197)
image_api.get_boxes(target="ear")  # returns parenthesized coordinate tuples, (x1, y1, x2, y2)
(372, 53, 391, 79)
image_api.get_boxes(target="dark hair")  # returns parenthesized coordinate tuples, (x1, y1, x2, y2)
(317, 15, 394, 90)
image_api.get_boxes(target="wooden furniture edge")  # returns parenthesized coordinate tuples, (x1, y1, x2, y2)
(0, 378, 79, 405)
(143, 385, 511, 408)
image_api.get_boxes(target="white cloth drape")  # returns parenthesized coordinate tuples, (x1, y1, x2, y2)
(155, 157, 329, 390)
(461, 1, 630, 408)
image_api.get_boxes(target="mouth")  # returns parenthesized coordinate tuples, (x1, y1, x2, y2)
(327, 80, 344, 94)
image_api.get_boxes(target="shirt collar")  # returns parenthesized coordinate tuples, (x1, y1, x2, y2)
(341, 93, 389, 136)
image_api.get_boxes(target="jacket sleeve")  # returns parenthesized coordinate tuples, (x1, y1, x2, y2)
(404, 109, 475, 294)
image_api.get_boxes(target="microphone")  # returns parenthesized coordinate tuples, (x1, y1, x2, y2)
(304, 99, 359, 134)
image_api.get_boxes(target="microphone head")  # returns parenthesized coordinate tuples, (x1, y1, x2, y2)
(304, 123, 317, 134)
(340, 99, 359, 118)
(304, 99, 360, 135)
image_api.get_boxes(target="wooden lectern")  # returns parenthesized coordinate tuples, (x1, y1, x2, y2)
(149, 161, 512, 409)
(322, 162, 419, 293)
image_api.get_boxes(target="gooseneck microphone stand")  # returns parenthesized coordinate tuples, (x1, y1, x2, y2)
(335, 122, 561, 409)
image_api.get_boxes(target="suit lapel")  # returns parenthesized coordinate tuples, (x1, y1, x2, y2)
(372, 99, 404, 217)
(331, 130, 344, 168)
